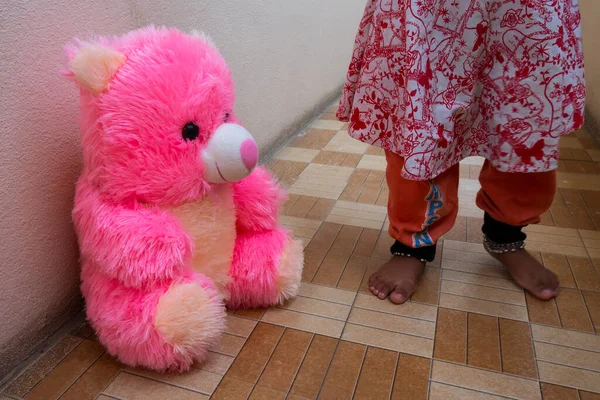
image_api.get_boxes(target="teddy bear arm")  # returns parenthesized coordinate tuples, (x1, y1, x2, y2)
(233, 166, 286, 233)
(82, 205, 194, 288)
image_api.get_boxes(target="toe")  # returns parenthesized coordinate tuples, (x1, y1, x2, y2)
(389, 287, 409, 304)
(535, 288, 559, 301)
(374, 283, 393, 299)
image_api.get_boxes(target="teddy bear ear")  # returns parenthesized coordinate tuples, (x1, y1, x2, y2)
(66, 43, 126, 95)
(190, 29, 217, 49)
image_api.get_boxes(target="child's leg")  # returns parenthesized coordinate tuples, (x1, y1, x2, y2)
(370, 151, 459, 304)
(476, 160, 559, 300)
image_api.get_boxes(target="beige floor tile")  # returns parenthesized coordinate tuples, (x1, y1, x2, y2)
(213, 333, 246, 356)
(354, 293, 438, 322)
(524, 224, 580, 237)
(342, 324, 433, 358)
(560, 137, 585, 149)
(287, 196, 319, 218)
(310, 119, 345, 131)
(290, 335, 338, 399)
(499, 318, 537, 378)
(441, 280, 526, 306)
(583, 291, 600, 332)
(429, 382, 507, 399)
(323, 130, 370, 154)
(535, 342, 600, 372)
(340, 169, 370, 201)
(58, 353, 121, 400)
(527, 232, 584, 247)
(431, 361, 541, 400)
(390, 354, 430, 400)
(257, 329, 312, 392)
(225, 315, 257, 338)
(356, 155, 386, 171)
(249, 386, 286, 400)
(226, 323, 284, 383)
(538, 361, 600, 394)
(326, 200, 386, 230)
(526, 293, 561, 327)
(311, 251, 351, 286)
(542, 253, 577, 288)
(302, 223, 341, 282)
(467, 314, 501, 372)
(441, 259, 510, 280)
(528, 241, 589, 257)
(289, 129, 337, 150)
(211, 377, 254, 400)
(348, 308, 435, 339)
(328, 224, 363, 255)
(556, 288, 595, 332)
(439, 293, 529, 322)
(280, 296, 351, 321)
(103, 372, 208, 400)
(531, 324, 600, 352)
(569, 256, 600, 291)
(353, 347, 397, 400)
(4, 335, 84, 398)
(197, 351, 234, 375)
(261, 308, 345, 338)
(126, 367, 222, 396)
(442, 269, 521, 291)
(319, 341, 366, 399)
(411, 267, 441, 305)
(298, 282, 356, 305)
(580, 391, 600, 400)
(305, 197, 336, 220)
(540, 383, 580, 400)
(25, 339, 104, 400)
(275, 147, 319, 163)
(234, 308, 266, 320)
(588, 149, 600, 162)
(336, 255, 370, 292)
(290, 164, 354, 199)
(558, 172, 600, 190)
(434, 308, 467, 364)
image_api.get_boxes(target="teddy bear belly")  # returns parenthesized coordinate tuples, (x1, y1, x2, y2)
(165, 185, 236, 295)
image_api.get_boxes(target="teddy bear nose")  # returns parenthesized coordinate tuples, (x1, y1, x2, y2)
(240, 139, 258, 170)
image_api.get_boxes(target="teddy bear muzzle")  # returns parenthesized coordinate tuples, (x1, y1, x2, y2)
(202, 123, 259, 183)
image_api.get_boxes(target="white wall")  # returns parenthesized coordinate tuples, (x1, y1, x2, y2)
(0, 0, 365, 379)
(580, 0, 600, 133)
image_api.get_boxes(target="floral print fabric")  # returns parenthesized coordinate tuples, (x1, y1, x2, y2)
(338, 0, 585, 180)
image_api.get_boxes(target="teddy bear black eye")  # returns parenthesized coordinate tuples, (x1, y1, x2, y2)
(224, 112, 230, 122)
(182, 122, 200, 141)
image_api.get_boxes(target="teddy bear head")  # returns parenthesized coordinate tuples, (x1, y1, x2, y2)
(66, 26, 258, 205)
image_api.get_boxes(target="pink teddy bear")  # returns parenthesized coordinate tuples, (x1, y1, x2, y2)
(66, 26, 303, 371)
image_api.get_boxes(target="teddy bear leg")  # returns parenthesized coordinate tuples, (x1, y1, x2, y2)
(85, 272, 225, 371)
(227, 227, 303, 309)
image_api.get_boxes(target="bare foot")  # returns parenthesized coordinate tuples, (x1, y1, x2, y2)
(368, 256, 425, 304)
(487, 249, 559, 300)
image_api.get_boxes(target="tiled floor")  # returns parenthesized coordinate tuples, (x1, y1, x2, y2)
(3, 104, 600, 399)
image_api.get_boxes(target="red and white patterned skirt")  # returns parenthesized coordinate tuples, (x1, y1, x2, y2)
(338, 0, 586, 180)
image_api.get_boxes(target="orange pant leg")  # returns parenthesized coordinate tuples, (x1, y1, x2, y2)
(386, 151, 459, 254)
(476, 160, 556, 227)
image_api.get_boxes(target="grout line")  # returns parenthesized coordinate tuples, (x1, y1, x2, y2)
(428, 380, 518, 400)
(344, 321, 434, 340)
(283, 333, 316, 399)
(535, 359, 600, 374)
(465, 311, 470, 366)
(438, 288, 527, 307)
(497, 317, 505, 375)
(387, 352, 400, 400)
(55, 348, 105, 400)
(431, 358, 541, 382)
(241, 325, 288, 400)
(351, 304, 436, 323)
(349, 345, 368, 399)
(96, 393, 122, 400)
(274, 304, 349, 322)
(119, 370, 212, 395)
(440, 276, 521, 292)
